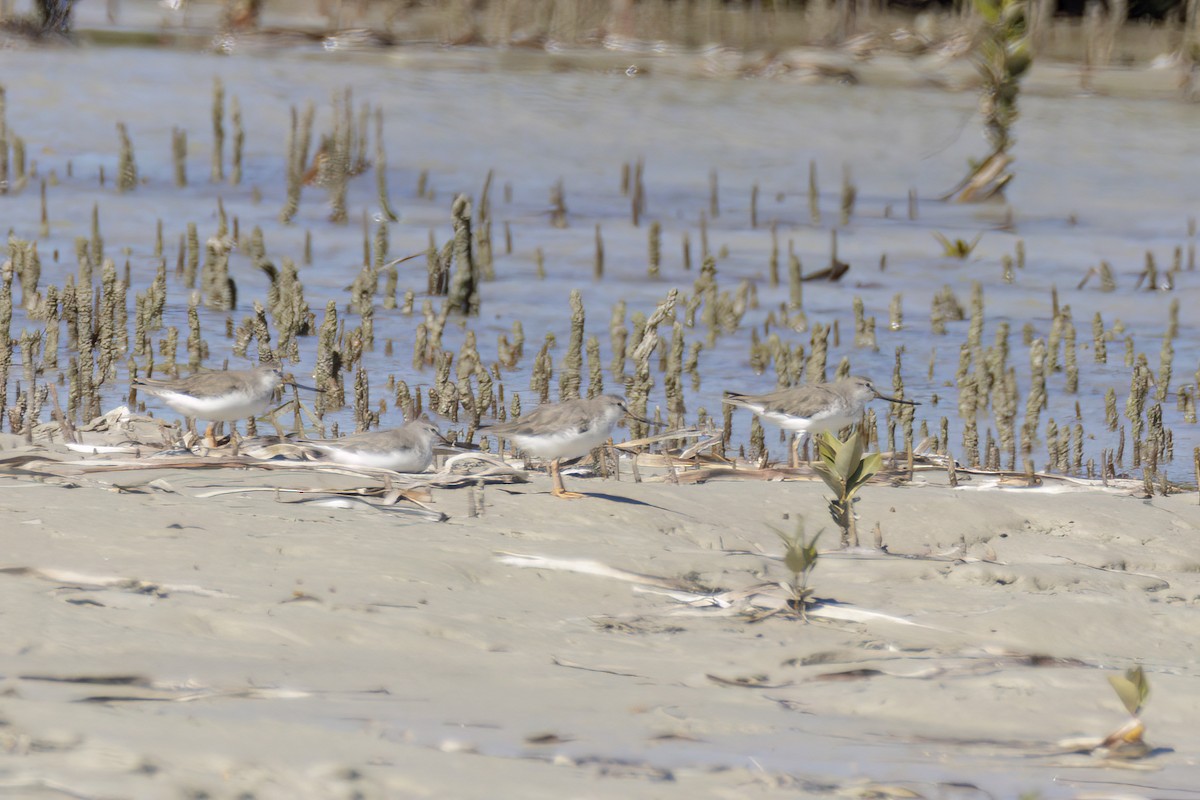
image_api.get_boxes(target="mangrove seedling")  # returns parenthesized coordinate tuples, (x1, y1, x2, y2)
(934, 232, 983, 259)
(812, 430, 881, 548)
(945, 0, 1031, 202)
(772, 518, 822, 619)
(1101, 665, 1151, 758)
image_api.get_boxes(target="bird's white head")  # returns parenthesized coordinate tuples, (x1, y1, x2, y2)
(411, 416, 446, 443)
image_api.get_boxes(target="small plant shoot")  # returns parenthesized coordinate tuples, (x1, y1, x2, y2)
(934, 232, 983, 259)
(1100, 665, 1151, 759)
(811, 430, 882, 548)
(773, 518, 822, 619)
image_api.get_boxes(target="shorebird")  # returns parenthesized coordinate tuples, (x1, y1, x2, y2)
(723, 376, 918, 464)
(481, 394, 638, 499)
(302, 417, 446, 473)
(134, 362, 314, 447)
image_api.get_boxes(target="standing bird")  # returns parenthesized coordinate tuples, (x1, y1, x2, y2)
(302, 417, 446, 473)
(134, 362, 313, 447)
(723, 376, 918, 464)
(482, 394, 638, 499)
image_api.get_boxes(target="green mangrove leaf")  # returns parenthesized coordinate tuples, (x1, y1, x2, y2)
(974, 0, 1001, 24)
(933, 232, 982, 258)
(860, 451, 883, 480)
(1000, 0, 1026, 26)
(811, 461, 846, 497)
(784, 528, 821, 576)
(1109, 676, 1140, 716)
(774, 522, 803, 576)
(846, 451, 883, 496)
(1129, 666, 1150, 709)
(816, 431, 841, 470)
(1007, 50, 1032, 78)
(1108, 666, 1149, 716)
(801, 530, 821, 568)
(834, 431, 862, 481)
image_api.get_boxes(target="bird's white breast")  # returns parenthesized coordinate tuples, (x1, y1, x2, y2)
(319, 443, 433, 472)
(157, 387, 273, 422)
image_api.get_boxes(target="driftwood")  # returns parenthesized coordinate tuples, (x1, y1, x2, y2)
(495, 551, 928, 627)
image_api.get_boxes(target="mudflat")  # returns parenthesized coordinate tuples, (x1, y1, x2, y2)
(2, 428, 1197, 799)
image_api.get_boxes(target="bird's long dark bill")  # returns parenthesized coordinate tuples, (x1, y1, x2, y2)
(287, 381, 324, 393)
(876, 392, 918, 406)
(625, 412, 659, 426)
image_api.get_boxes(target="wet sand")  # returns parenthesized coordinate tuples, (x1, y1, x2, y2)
(2, 430, 1199, 798)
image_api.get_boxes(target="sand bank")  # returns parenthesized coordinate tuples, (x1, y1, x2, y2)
(1, 427, 1199, 799)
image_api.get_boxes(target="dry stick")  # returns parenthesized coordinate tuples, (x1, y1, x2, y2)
(327, 90, 352, 224)
(18, 330, 37, 442)
(627, 290, 679, 441)
(153, 218, 164, 260)
(211, 77, 225, 182)
(808, 160, 820, 224)
(1195, 446, 1200, 505)
(840, 164, 855, 226)
(446, 195, 479, 315)
(281, 103, 314, 224)
(47, 383, 77, 444)
(0, 86, 7, 197)
(633, 158, 645, 224)
(375, 108, 398, 222)
(1187, 216, 1196, 270)
(8, 132, 25, 193)
(90, 203, 103, 269)
(1099, 259, 1115, 290)
(550, 179, 567, 228)
(116, 122, 137, 192)
(647, 221, 660, 278)
(594, 224, 604, 280)
(230, 95, 244, 186)
(768, 222, 779, 286)
(170, 126, 188, 189)
(586, 335, 603, 399)
(39, 179, 49, 237)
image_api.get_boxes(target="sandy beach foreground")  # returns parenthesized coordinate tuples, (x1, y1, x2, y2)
(1, 433, 1199, 799)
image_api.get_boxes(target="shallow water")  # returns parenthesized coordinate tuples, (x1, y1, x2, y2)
(1, 44, 1198, 484)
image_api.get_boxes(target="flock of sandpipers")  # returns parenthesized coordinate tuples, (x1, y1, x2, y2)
(133, 364, 918, 499)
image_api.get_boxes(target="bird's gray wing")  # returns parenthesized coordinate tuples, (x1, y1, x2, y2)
(484, 399, 591, 436)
